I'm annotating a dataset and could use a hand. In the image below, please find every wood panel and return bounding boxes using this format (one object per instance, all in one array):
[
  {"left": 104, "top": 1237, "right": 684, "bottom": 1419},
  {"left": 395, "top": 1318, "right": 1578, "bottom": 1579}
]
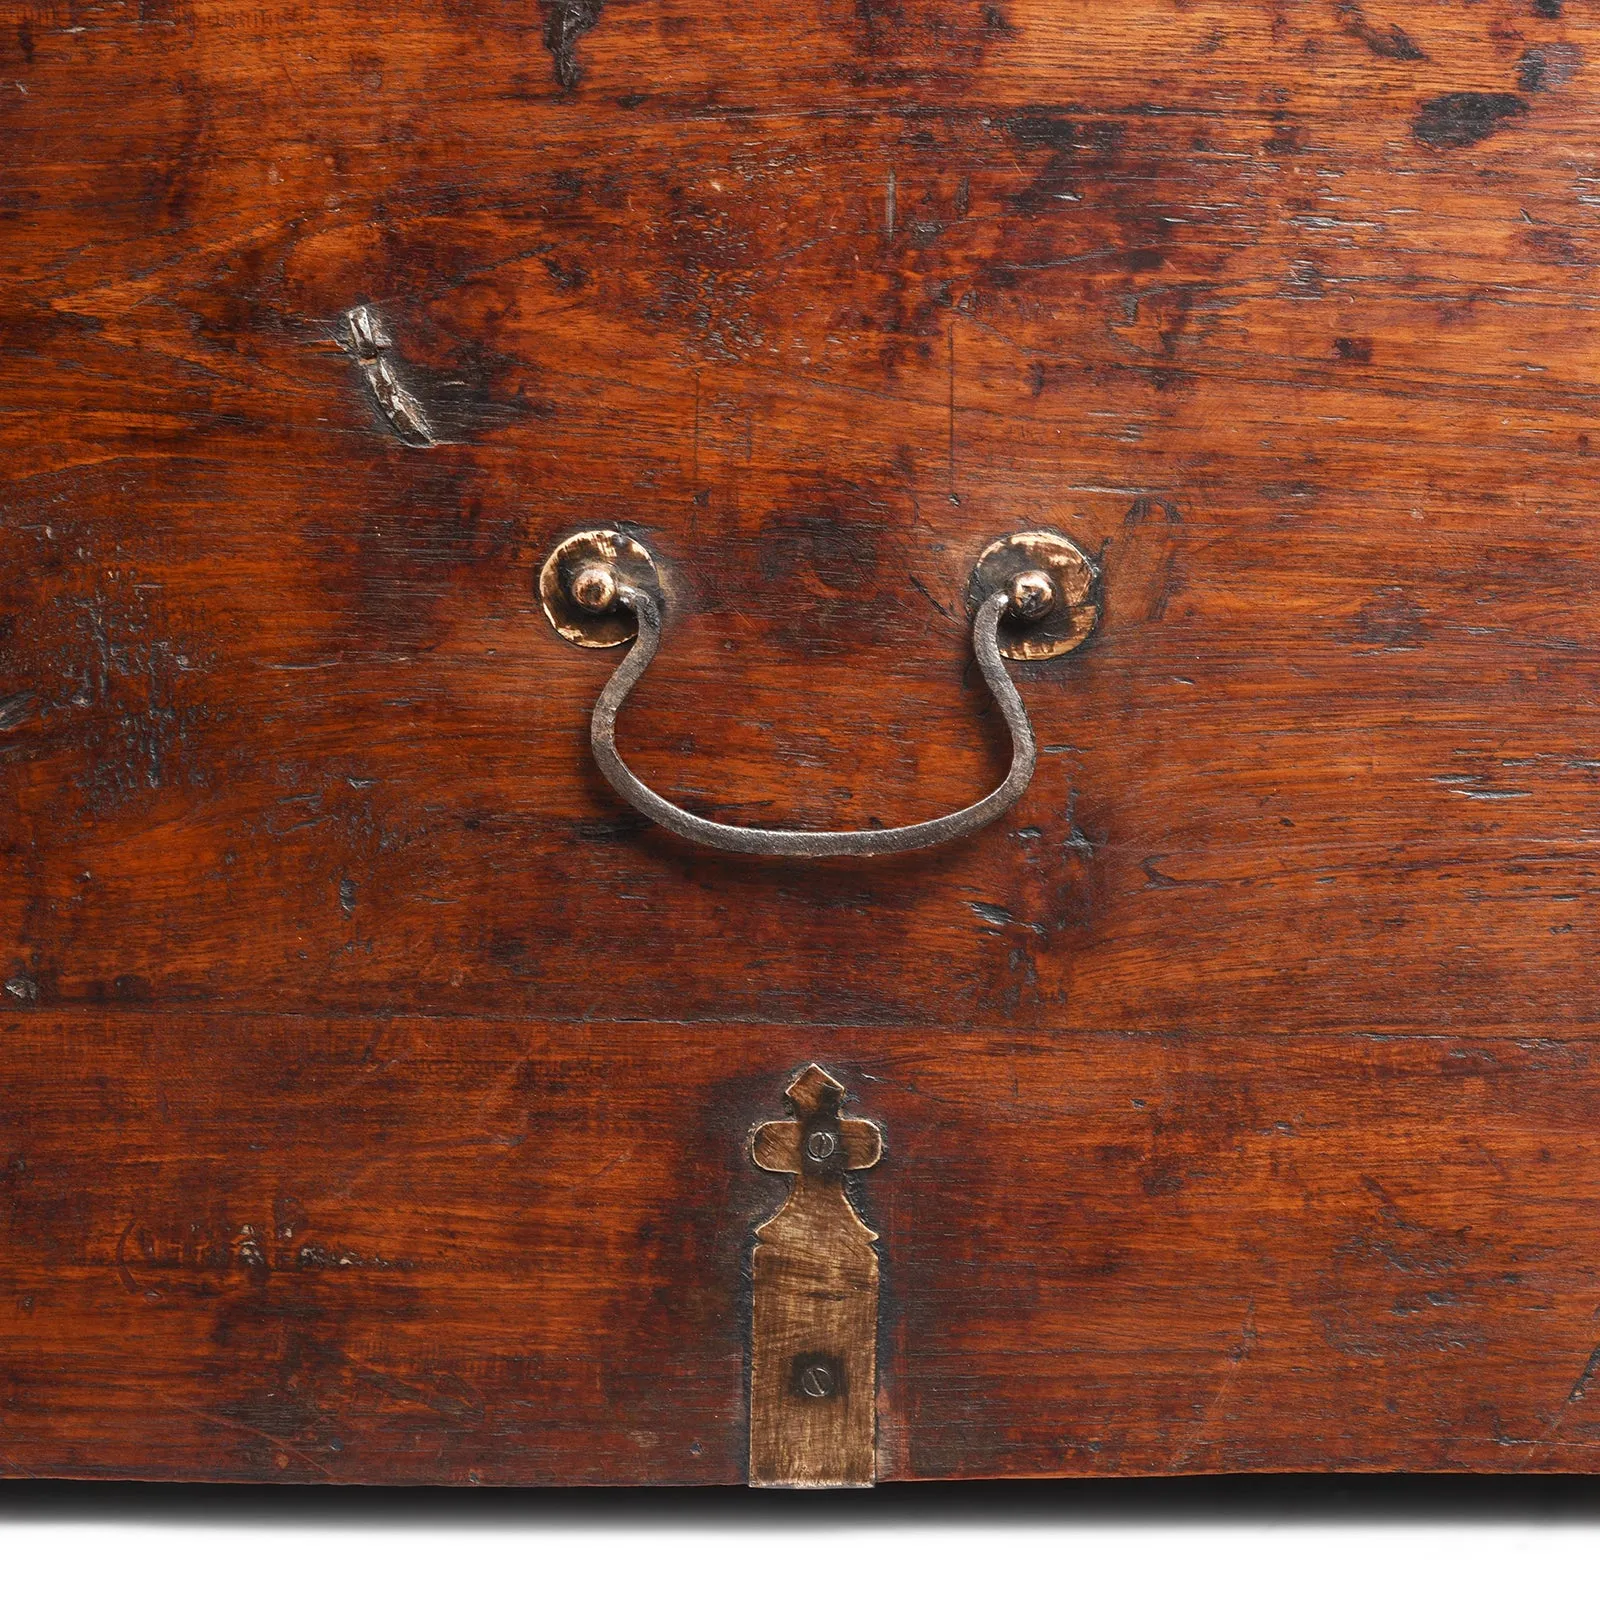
[
  {"left": 5, "top": 0, "right": 1600, "bottom": 1480},
  {"left": 3, "top": 1018, "right": 1600, "bottom": 1482}
]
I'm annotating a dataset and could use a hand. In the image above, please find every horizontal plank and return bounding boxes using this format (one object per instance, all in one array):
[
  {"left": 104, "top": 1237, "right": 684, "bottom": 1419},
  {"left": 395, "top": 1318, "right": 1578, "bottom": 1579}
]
[
  {"left": 5, "top": 452, "right": 1600, "bottom": 1027},
  {"left": 3, "top": 1015, "right": 1600, "bottom": 1481}
]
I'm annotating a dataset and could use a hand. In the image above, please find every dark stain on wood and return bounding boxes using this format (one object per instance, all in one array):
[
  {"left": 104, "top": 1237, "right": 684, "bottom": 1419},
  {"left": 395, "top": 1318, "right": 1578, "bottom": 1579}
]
[
  {"left": 1413, "top": 92, "right": 1530, "bottom": 148},
  {"left": 1335, "top": 3, "right": 1427, "bottom": 62},
  {"left": 1518, "top": 44, "right": 1584, "bottom": 93},
  {"left": 543, "top": 0, "right": 604, "bottom": 89},
  {"left": 1002, "top": 111, "right": 1127, "bottom": 221}
]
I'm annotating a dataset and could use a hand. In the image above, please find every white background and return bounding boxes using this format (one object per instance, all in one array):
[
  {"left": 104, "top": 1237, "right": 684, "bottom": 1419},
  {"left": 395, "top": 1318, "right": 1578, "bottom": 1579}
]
[{"left": 3, "top": 1484, "right": 1597, "bottom": 1600}]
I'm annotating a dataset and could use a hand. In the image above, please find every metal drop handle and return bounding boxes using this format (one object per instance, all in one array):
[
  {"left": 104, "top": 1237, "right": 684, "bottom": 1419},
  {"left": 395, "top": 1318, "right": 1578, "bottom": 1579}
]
[{"left": 538, "top": 527, "right": 1099, "bottom": 859}]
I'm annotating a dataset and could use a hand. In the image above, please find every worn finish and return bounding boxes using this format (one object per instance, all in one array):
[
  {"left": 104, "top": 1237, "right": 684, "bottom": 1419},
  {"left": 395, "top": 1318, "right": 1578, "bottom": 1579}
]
[
  {"left": 5, "top": 0, "right": 1600, "bottom": 1482},
  {"left": 748, "top": 1065, "right": 882, "bottom": 1488}
]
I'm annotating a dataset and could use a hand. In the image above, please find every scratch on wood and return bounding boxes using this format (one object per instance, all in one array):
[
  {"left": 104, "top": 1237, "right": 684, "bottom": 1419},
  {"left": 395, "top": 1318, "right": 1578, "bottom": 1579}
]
[
  {"left": 0, "top": 690, "right": 38, "bottom": 730},
  {"left": 907, "top": 573, "right": 954, "bottom": 620},
  {"left": 968, "top": 900, "right": 1047, "bottom": 935},
  {"left": 1520, "top": 1339, "right": 1600, "bottom": 1463},
  {"left": 1170, "top": 1301, "right": 1258, "bottom": 1470},
  {"left": 689, "top": 369, "right": 700, "bottom": 538},
  {"left": 340, "top": 304, "right": 435, "bottom": 447},
  {"left": 1568, "top": 1344, "right": 1600, "bottom": 1404},
  {"left": 947, "top": 322, "right": 957, "bottom": 503}
]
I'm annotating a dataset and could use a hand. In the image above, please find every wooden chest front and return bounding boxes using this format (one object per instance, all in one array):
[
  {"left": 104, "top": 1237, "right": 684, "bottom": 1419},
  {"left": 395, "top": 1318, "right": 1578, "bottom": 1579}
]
[{"left": 6, "top": 0, "right": 1600, "bottom": 1484}]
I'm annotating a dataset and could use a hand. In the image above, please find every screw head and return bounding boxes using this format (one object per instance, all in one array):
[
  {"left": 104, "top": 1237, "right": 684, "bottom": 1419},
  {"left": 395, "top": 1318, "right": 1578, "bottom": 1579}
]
[
  {"left": 799, "top": 1363, "right": 837, "bottom": 1399},
  {"left": 805, "top": 1130, "right": 838, "bottom": 1162},
  {"left": 570, "top": 562, "right": 619, "bottom": 614},
  {"left": 1006, "top": 568, "right": 1058, "bottom": 622}
]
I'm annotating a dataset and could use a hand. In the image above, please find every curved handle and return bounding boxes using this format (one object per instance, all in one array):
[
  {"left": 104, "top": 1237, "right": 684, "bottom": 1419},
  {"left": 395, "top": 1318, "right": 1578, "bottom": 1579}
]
[
  {"left": 592, "top": 583, "right": 1031, "bottom": 858},
  {"left": 538, "top": 526, "right": 1099, "bottom": 860}
]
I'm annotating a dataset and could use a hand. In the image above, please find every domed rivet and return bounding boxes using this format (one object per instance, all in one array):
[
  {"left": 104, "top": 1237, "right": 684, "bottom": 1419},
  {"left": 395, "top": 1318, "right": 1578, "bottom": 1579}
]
[
  {"left": 570, "top": 562, "right": 619, "bottom": 614},
  {"left": 1006, "top": 568, "right": 1058, "bottom": 622}
]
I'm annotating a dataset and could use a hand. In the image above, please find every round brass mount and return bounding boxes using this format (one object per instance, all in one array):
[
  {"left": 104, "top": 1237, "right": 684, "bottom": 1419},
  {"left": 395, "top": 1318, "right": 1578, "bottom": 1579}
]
[
  {"left": 538, "top": 528, "right": 661, "bottom": 649},
  {"left": 966, "top": 529, "right": 1100, "bottom": 661}
]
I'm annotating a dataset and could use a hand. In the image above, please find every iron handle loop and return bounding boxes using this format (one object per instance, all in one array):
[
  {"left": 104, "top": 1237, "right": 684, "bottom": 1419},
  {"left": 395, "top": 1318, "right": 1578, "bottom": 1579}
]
[{"left": 589, "top": 584, "right": 1034, "bottom": 859}]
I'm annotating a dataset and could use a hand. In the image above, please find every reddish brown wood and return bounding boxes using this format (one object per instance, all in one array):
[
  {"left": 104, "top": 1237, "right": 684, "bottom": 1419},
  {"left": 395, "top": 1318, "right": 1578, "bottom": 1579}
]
[
  {"left": 4, "top": 0, "right": 1600, "bottom": 1482},
  {"left": 4, "top": 1017, "right": 1600, "bottom": 1481}
]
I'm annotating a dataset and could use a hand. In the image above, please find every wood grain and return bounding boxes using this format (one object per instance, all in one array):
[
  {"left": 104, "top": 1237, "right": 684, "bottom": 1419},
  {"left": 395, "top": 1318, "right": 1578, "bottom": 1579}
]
[
  {"left": 4, "top": 1017, "right": 1600, "bottom": 1481},
  {"left": 4, "top": 0, "right": 1600, "bottom": 1481}
]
